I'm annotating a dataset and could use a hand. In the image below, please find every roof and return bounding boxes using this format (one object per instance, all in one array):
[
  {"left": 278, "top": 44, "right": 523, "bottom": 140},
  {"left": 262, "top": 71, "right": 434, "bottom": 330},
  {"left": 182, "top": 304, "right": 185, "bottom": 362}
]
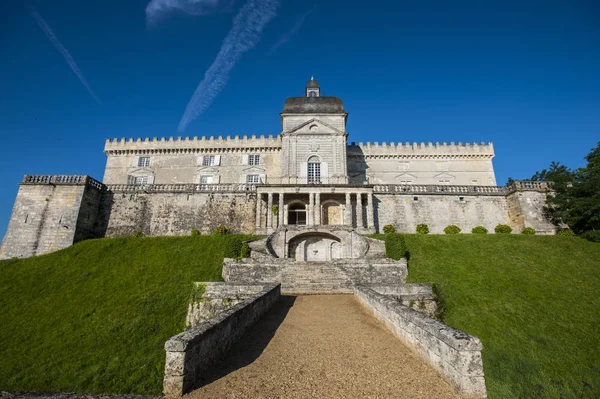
[
  {"left": 282, "top": 96, "right": 345, "bottom": 114},
  {"left": 306, "top": 78, "right": 320, "bottom": 88}
]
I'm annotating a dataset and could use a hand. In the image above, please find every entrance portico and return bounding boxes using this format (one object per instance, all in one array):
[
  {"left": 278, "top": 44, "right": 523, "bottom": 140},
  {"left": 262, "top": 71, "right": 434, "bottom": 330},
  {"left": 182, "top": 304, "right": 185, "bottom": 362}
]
[{"left": 255, "top": 185, "right": 376, "bottom": 234}]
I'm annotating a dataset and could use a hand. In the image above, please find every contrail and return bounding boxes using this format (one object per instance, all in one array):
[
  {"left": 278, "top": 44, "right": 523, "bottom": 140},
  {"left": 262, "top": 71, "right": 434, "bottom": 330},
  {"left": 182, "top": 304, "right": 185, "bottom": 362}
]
[
  {"left": 177, "top": 0, "right": 279, "bottom": 132},
  {"left": 29, "top": 7, "right": 101, "bottom": 104},
  {"left": 268, "top": 8, "right": 314, "bottom": 55},
  {"left": 145, "top": 0, "right": 233, "bottom": 27}
]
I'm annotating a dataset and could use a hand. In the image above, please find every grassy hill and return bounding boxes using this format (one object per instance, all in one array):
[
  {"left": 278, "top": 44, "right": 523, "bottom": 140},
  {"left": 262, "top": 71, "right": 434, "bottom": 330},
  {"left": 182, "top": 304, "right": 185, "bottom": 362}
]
[
  {"left": 0, "top": 235, "right": 252, "bottom": 395},
  {"left": 1, "top": 234, "right": 599, "bottom": 398},
  {"left": 401, "top": 235, "right": 600, "bottom": 399}
]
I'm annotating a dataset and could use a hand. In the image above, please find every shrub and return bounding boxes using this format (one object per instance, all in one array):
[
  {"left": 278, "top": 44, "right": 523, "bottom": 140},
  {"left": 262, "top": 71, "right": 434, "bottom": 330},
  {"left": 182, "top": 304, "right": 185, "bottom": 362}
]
[
  {"left": 444, "top": 225, "right": 461, "bottom": 234},
  {"left": 131, "top": 231, "right": 144, "bottom": 238},
  {"left": 494, "top": 224, "right": 512, "bottom": 234},
  {"left": 384, "top": 233, "right": 408, "bottom": 260},
  {"left": 212, "top": 225, "right": 229, "bottom": 235},
  {"left": 240, "top": 242, "right": 251, "bottom": 258},
  {"left": 383, "top": 224, "right": 396, "bottom": 234},
  {"left": 223, "top": 236, "right": 243, "bottom": 258},
  {"left": 472, "top": 226, "right": 488, "bottom": 234},
  {"left": 557, "top": 228, "right": 575, "bottom": 237},
  {"left": 416, "top": 224, "right": 429, "bottom": 234},
  {"left": 272, "top": 205, "right": 278, "bottom": 215},
  {"left": 190, "top": 228, "right": 200, "bottom": 236},
  {"left": 581, "top": 230, "right": 600, "bottom": 243},
  {"left": 521, "top": 227, "right": 536, "bottom": 235}
]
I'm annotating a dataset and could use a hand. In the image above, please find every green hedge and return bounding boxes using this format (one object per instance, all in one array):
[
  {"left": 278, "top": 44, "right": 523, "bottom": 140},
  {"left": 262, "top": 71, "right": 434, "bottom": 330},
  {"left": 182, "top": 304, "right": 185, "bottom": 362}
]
[{"left": 384, "top": 233, "right": 408, "bottom": 260}]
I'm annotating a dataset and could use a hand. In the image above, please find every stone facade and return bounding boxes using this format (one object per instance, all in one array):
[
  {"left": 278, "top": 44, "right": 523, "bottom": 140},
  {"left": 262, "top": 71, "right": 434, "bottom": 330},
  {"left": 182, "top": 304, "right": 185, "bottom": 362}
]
[{"left": 0, "top": 79, "right": 559, "bottom": 259}]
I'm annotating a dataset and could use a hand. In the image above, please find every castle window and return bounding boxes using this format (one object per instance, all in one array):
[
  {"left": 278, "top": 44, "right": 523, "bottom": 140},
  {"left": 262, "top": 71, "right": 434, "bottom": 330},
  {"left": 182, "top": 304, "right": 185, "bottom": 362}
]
[
  {"left": 399, "top": 180, "right": 412, "bottom": 184},
  {"left": 248, "top": 154, "right": 260, "bottom": 166},
  {"left": 438, "top": 179, "right": 451, "bottom": 185},
  {"left": 200, "top": 175, "right": 210, "bottom": 184},
  {"left": 246, "top": 175, "right": 259, "bottom": 184},
  {"left": 203, "top": 155, "right": 214, "bottom": 166},
  {"left": 307, "top": 156, "right": 321, "bottom": 184},
  {"left": 134, "top": 176, "right": 149, "bottom": 185},
  {"left": 138, "top": 157, "right": 150, "bottom": 167},
  {"left": 471, "top": 179, "right": 479, "bottom": 185}
]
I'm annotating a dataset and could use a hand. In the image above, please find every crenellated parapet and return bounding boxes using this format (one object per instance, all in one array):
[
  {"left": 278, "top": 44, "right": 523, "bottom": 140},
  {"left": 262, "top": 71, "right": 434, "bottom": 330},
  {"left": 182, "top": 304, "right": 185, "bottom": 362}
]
[
  {"left": 104, "top": 135, "right": 282, "bottom": 155},
  {"left": 347, "top": 141, "right": 495, "bottom": 159}
]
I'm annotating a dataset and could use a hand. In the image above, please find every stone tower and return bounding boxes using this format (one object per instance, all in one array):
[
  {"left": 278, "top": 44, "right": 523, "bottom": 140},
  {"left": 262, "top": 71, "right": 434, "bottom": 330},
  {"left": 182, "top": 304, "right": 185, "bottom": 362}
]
[{"left": 279, "top": 78, "right": 349, "bottom": 185}]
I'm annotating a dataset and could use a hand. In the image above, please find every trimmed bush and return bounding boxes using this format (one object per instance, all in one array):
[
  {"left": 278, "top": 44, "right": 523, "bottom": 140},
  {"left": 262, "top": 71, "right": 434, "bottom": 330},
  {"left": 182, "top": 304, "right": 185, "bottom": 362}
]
[
  {"left": 416, "top": 224, "right": 429, "bottom": 234},
  {"left": 557, "top": 228, "right": 575, "bottom": 237},
  {"left": 383, "top": 224, "right": 396, "bottom": 234},
  {"left": 472, "top": 226, "right": 488, "bottom": 234},
  {"left": 240, "top": 242, "right": 251, "bottom": 258},
  {"left": 384, "top": 233, "right": 408, "bottom": 260},
  {"left": 132, "top": 231, "right": 144, "bottom": 238},
  {"left": 190, "top": 228, "right": 200, "bottom": 236},
  {"left": 213, "top": 225, "right": 229, "bottom": 235},
  {"left": 521, "top": 227, "right": 536, "bottom": 235},
  {"left": 495, "top": 224, "right": 512, "bottom": 234},
  {"left": 444, "top": 225, "right": 461, "bottom": 234},
  {"left": 581, "top": 230, "right": 600, "bottom": 243}
]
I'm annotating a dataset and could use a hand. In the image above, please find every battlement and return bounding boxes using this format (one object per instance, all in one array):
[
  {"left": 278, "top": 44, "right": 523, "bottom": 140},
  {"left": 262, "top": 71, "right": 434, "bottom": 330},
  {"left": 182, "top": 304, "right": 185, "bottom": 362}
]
[
  {"left": 104, "top": 135, "right": 282, "bottom": 154},
  {"left": 347, "top": 141, "right": 494, "bottom": 158},
  {"left": 21, "top": 175, "right": 105, "bottom": 190}
]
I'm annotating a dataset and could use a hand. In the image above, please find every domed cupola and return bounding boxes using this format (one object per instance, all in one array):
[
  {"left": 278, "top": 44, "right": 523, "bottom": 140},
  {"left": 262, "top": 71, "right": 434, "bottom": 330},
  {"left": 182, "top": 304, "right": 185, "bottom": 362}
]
[{"left": 305, "top": 76, "right": 320, "bottom": 97}]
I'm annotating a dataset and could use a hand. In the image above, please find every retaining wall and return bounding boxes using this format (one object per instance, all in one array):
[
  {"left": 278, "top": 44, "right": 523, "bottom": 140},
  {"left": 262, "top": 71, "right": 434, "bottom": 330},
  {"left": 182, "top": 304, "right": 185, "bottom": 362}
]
[
  {"left": 355, "top": 286, "right": 487, "bottom": 398},
  {"left": 163, "top": 284, "right": 281, "bottom": 397}
]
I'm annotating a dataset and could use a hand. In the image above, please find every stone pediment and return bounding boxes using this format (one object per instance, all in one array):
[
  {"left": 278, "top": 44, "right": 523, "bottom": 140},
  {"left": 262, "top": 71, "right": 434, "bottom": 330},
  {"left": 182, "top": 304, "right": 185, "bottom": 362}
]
[
  {"left": 128, "top": 167, "right": 153, "bottom": 176},
  {"left": 197, "top": 166, "right": 219, "bottom": 174},
  {"left": 434, "top": 172, "right": 455, "bottom": 179},
  {"left": 282, "top": 118, "right": 345, "bottom": 136},
  {"left": 242, "top": 166, "right": 266, "bottom": 173},
  {"left": 395, "top": 173, "right": 417, "bottom": 181}
]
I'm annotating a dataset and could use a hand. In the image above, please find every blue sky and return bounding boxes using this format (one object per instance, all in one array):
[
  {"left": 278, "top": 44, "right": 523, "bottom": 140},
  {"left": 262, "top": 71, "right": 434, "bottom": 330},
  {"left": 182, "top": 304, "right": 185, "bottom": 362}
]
[{"left": 1, "top": 0, "right": 599, "bottom": 238}]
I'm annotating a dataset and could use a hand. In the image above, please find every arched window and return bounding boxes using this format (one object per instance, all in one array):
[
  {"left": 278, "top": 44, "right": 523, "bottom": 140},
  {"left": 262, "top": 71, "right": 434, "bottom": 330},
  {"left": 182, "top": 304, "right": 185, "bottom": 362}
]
[{"left": 307, "top": 156, "right": 321, "bottom": 184}]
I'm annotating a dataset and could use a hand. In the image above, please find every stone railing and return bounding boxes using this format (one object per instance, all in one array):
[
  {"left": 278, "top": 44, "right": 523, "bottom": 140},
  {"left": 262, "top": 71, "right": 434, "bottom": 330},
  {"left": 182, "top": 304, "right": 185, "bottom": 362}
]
[
  {"left": 373, "top": 184, "right": 506, "bottom": 195},
  {"left": 22, "top": 175, "right": 105, "bottom": 190},
  {"left": 374, "top": 181, "right": 550, "bottom": 196},
  {"left": 106, "top": 183, "right": 257, "bottom": 194}
]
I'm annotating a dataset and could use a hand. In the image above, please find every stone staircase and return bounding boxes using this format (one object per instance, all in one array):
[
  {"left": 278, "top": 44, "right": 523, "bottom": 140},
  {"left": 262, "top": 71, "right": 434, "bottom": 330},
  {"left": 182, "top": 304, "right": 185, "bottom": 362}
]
[{"left": 222, "top": 257, "right": 407, "bottom": 294}]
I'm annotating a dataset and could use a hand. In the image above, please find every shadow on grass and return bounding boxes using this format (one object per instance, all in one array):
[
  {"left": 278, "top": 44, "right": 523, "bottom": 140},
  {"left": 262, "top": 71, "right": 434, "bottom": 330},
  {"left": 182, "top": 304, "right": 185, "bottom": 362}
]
[{"left": 190, "top": 295, "right": 297, "bottom": 390}]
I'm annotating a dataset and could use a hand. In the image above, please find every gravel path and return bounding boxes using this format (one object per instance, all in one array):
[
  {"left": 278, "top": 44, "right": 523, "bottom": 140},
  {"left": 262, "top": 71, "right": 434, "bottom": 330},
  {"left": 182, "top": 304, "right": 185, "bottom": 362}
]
[{"left": 186, "top": 295, "right": 460, "bottom": 398}]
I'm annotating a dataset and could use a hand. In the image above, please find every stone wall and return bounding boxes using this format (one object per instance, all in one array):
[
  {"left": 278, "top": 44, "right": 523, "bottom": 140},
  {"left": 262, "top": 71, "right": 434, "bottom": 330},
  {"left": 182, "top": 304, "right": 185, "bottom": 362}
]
[
  {"left": 375, "top": 193, "right": 511, "bottom": 234},
  {"left": 506, "top": 190, "right": 555, "bottom": 234},
  {"left": 103, "top": 191, "right": 256, "bottom": 236},
  {"left": 185, "top": 283, "right": 273, "bottom": 327},
  {"left": 0, "top": 176, "right": 104, "bottom": 259},
  {"left": 355, "top": 286, "right": 487, "bottom": 398},
  {"left": 163, "top": 284, "right": 281, "bottom": 397}
]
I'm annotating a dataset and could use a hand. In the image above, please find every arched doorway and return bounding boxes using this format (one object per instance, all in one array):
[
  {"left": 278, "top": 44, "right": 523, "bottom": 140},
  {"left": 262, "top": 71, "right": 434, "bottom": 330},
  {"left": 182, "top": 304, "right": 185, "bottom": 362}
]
[
  {"left": 322, "top": 201, "right": 342, "bottom": 225},
  {"left": 288, "top": 203, "right": 307, "bottom": 225}
]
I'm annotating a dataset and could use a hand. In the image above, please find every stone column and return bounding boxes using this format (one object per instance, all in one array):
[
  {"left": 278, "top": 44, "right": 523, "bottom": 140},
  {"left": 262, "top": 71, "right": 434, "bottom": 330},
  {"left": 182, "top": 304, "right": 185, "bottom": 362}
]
[
  {"left": 315, "top": 192, "right": 321, "bottom": 225},
  {"left": 366, "top": 192, "right": 375, "bottom": 230},
  {"left": 345, "top": 192, "right": 352, "bottom": 226},
  {"left": 278, "top": 193, "right": 284, "bottom": 227},
  {"left": 308, "top": 192, "right": 314, "bottom": 226},
  {"left": 267, "top": 192, "right": 273, "bottom": 232},
  {"left": 356, "top": 193, "right": 363, "bottom": 229},
  {"left": 255, "top": 193, "right": 262, "bottom": 230}
]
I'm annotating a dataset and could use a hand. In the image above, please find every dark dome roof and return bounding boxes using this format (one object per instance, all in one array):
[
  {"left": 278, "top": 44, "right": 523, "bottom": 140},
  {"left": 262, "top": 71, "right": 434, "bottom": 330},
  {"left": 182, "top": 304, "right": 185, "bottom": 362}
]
[
  {"left": 283, "top": 96, "right": 345, "bottom": 114},
  {"left": 306, "top": 78, "right": 320, "bottom": 88}
]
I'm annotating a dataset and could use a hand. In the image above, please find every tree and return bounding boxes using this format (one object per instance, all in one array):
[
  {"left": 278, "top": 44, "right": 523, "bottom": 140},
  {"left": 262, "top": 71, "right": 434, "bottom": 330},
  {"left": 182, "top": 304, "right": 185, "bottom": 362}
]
[{"left": 544, "top": 142, "right": 600, "bottom": 234}]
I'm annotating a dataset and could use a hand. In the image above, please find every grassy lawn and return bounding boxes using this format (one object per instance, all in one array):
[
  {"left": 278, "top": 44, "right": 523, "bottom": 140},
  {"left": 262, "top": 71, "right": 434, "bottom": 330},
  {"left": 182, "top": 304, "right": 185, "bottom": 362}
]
[
  {"left": 0, "top": 235, "right": 252, "bottom": 395},
  {"left": 398, "top": 234, "right": 600, "bottom": 399}
]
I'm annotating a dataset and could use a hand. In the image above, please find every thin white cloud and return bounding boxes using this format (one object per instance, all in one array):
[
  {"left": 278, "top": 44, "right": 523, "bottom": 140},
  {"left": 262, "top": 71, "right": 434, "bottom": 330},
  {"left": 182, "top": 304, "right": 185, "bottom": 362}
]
[
  {"left": 29, "top": 7, "right": 101, "bottom": 105},
  {"left": 268, "top": 8, "right": 314, "bottom": 55},
  {"left": 177, "top": 0, "right": 279, "bottom": 132},
  {"left": 145, "top": 0, "right": 233, "bottom": 27}
]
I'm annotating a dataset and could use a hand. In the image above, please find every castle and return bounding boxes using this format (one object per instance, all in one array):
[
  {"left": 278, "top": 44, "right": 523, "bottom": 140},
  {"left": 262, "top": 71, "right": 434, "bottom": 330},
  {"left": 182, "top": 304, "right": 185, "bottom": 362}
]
[{"left": 0, "top": 78, "right": 554, "bottom": 259}]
